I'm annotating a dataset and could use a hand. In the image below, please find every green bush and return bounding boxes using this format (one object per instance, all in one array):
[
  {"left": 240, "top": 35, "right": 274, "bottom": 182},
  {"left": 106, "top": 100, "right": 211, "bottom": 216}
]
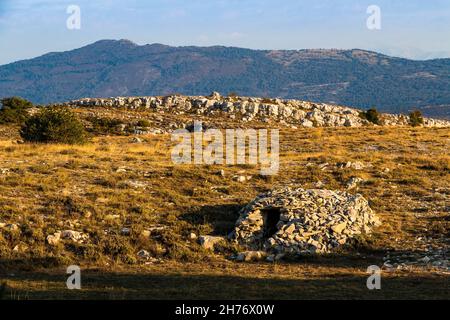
[
  {"left": 136, "top": 119, "right": 151, "bottom": 128},
  {"left": 0, "top": 97, "right": 33, "bottom": 124},
  {"left": 359, "top": 108, "right": 382, "bottom": 125},
  {"left": 20, "top": 107, "right": 87, "bottom": 144},
  {"left": 409, "top": 110, "right": 424, "bottom": 127},
  {"left": 87, "top": 116, "right": 125, "bottom": 134}
]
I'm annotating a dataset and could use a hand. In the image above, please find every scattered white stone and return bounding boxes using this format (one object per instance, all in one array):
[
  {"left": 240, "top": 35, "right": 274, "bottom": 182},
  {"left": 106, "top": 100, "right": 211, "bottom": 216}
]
[
  {"left": 318, "top": 163, "right": 329, "bottom": 170},
  {"left": 236, "top": 251, "right": 267, "bottom": 262},
  {"left": 337, "top": 161, "right": 366, "bottom": 170},
  {"left": 130, "top": 137, "right": 143, "bottom": 143},
  {"left": 346, "top": 177, "right": 364, "bottom": 189},
  {"left": 61, "top": 230, "right": 89, "bottom": 243},
  {"left": 382, "top": 262, "right": 394, "bottom": 271},
  {"left": 189, "top": 232, "right": 197, "bottom": 240},
  {"left": 137, "top": 250, "right": 151, "bottom": 260},
  {"left": 141, "top": 230, "right": 151, "bottom": 238},
  {"left": 124, "top": 180, "right": 148, "bottom": 189},
  {"left": 2, "top": 223, "right": 19, "bottom": 232},
  {"left": 314, "top": 181, "right": 325, "bottom": 188},
  {"left": 121, "top": 227, "right": 131, "bottom": 236},
  {"left": 46, "top": 232, "right": 61, "bottom": 246},
  {"left": 84, "top": 211, "right": 92, "bottom": 219},
  {"left": 331, "top": 222, "right": 347, "bottom": 234},
  {"left": 234, "top": 175, "right": 252, "bottom": 183},
  {"left": 198, "top": 235, "right": 224, "bottom": 251}
]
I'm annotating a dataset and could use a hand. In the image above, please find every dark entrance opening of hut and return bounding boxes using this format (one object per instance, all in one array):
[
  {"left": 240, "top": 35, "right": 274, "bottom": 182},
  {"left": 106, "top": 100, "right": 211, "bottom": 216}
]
[{"left": 262, "top": 208, "right": 281, "bottom": 239}]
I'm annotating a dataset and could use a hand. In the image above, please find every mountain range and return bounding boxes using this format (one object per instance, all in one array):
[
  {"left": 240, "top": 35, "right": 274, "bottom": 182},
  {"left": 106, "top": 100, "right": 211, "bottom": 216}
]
[{"left": 0, "top": 39, "right": 449, "bottom": 118}]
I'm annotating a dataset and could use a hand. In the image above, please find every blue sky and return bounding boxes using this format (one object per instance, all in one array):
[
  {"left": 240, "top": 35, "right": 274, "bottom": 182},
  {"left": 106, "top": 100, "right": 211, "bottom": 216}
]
[{"left": 0, "top": 0, "right": 449, "bottom": 65}]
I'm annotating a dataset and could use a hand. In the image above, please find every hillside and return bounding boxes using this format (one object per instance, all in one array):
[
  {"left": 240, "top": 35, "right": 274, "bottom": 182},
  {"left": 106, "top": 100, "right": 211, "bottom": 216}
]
[
  {"left": 0, "top": 40, "right": 449, "bottom": 118},
  {"left": 0, "top": 116, "right": 449, "bottom": 298},
  {"left": 0, "top": 95, "right": 449, "bottom": 299}
]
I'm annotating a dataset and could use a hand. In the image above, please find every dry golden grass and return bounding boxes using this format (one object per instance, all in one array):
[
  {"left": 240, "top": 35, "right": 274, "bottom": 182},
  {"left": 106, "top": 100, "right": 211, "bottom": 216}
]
[{"left": 0, "top": 121, "right": 449, "bottom": 299}]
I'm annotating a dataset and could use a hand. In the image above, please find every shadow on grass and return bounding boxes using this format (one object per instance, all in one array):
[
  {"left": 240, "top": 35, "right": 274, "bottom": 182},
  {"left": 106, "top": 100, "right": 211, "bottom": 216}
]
[
  {"left": 181, "top": 204, "right": 243, "bottom": 236},
  {"left": 1, "top": 269, "right": 449, "bottom": 300}
]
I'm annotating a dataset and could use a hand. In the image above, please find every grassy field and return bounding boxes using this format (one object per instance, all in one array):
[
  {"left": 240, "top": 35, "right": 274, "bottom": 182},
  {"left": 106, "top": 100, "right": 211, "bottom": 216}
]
[{"left": 0, "top": 117, "right": 449, "bottom": 299}]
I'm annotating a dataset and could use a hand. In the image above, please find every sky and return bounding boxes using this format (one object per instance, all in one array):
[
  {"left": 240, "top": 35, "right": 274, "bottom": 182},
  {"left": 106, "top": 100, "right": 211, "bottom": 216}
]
[{"left": 0, "top": 0, "right": 449, "bottom": 65}]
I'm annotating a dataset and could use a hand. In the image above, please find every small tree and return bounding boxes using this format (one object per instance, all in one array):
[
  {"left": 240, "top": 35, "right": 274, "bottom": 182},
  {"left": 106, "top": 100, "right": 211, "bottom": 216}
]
[
  {"left": 360, "top": 107, "right": 382, "bottom": 125},
  {"left": 409, "top": 110, "right": 424, "bottom": 127},
  {"left": 0, "top": 97, "right": 33, "bottom": 124},
  {"left": 20, "top": 107, "right": 87, "bottom": 144}
]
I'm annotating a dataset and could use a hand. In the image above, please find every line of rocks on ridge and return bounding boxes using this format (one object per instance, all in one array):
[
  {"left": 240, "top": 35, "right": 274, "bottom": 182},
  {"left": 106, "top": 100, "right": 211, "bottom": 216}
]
[{"left": 65, "top": 92, "right": 450, "bottom": 128}]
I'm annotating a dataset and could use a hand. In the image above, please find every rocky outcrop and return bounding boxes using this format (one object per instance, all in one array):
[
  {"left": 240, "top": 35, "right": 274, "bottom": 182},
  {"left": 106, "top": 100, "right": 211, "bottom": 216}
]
[
  {"left": 232, "top": 187, "right": 381, "bottom": 256},
  {"left": 66, "top": 93, "right": 450, "bottom": 128}
]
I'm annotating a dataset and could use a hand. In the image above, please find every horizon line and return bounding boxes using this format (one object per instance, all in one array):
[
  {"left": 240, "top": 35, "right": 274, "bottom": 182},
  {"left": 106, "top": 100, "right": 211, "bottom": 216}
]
[{"left": 2, "top": 39, "right": 450, "bottom": 66}]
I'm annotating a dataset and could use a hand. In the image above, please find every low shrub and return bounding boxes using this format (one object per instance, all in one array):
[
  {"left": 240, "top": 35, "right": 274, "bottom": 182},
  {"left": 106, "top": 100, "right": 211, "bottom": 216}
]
[
  {"left": 0, "top": 97, "right": 33, "bottom": 124},
  {"left": 136, "top": 119, "right": 151, "bottom": 128},
  {"left": 409, "top": 110, "right": 424, "bottom": 127},
  {"left": 359, "top": 108, "right": 382, "bottom": 125},
  {"left": 20, "top": 107, "right": 87, "bottom": 144},
  {"left": 87, "top": 116, "right": 125, "bottom": 134}
]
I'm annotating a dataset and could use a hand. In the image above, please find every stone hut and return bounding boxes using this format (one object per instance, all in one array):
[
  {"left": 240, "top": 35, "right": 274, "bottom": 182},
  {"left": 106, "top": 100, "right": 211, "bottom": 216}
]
[{"left": 233, "top": 187, "right": 380, "bottom": 255}]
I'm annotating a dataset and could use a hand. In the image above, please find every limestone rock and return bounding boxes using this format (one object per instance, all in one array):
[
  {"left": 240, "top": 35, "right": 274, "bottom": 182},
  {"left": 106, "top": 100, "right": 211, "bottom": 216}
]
[
  {"left": 189, "top": 232, "right": 197, "bottom": 240},
  {"left": 137, "top": 249, "right": 151, "bottom": 260},
  {"left": 46, "top": 232, "right": 61, "bottom": 246},
  {"left": 209, "top": 91, "right": 222, "bottom": 100},
  {"left": 141, "top": 230, "right": 151, "bottom": 238},
  {"left": 61, "top": 230, "right": 89, "bottom": 243},
  {"left": 130, "top": 137, "right": 143, "bottom": 143},
  {"left": 338, "top": 161, "right": 366, "bottom": 170},
  {"left": 331, "top": 222, "right": 347, "bottom": 234},
  {"left": 2, "top": 223, "right": 19, "bottom": 232},
  {"left": 121, "top": 227, "right": 131, "bottom": 236},
  {"left": 346, "top": 177, "right": 364, "bottom": 189},
  {"left": 236, "top": 251, "right": 267, "bottom": 262},
  {"left": 198, "top": 235, "right": 224, "bottom": 251},
  {"left": 234, "top": 175, "right": 252, "bottom": 183}
]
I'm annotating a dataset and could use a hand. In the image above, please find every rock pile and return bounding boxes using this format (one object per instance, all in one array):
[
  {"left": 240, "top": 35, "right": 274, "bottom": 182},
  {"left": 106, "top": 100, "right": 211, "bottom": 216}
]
[
  {"left": 232, "top": 187, "right": 381, "bottom": 255},
  {"left": 46, "top": 230, "right": 89, "bottom": 246},
  {"left": 66, "top": 93, "right": 450, "bottom": 128}
]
